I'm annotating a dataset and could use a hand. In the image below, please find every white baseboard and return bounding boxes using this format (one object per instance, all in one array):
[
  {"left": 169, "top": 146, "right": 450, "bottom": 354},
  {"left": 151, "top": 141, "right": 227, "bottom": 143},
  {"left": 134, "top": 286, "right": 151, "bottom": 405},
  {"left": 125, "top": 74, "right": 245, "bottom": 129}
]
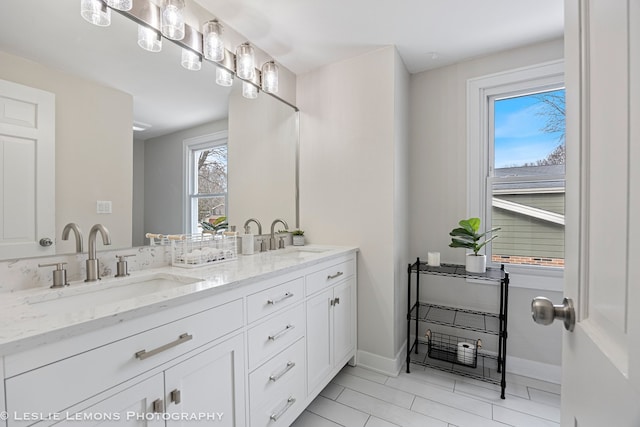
[
  {"left": 506, "top": 355, "right": 562, "bottom": 384},
  {"left": 356, "top": 342, "right": 561, "bottom": 385},
  {"left": 356, "top": 340, "right": 407, "bottom": 377}
]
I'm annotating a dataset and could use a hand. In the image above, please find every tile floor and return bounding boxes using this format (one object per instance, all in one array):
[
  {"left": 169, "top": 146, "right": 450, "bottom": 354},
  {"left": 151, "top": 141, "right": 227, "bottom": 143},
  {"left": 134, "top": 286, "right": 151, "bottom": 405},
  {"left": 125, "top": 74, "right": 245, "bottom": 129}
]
[{"left": 292, "top": 364, "right": 561, "bottom": 427}]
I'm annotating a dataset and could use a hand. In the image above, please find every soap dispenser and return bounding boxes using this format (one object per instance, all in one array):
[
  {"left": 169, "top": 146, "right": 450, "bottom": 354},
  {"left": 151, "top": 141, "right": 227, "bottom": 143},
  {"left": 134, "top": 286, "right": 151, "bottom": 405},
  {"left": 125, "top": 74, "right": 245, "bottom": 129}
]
[{"left": 242, "top": 227, "right": 255, "bottom": 255}]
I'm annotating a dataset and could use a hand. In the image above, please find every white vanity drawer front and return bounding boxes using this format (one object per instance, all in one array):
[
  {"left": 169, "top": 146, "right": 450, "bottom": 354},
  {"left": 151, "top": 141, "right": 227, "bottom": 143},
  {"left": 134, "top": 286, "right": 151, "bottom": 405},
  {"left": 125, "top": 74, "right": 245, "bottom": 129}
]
[
  {"left": 250, "top": 360, "right": 306, "bottom": 427},
  {"left": 247, "top": 303, "right": 304, "bottom": 370},
  {"left": 247, "top": 277, "right": 304, "bottom": 323},
  {"left": 249, "top": 337, "right": 305, "bottom": 409},
  {"left": 306, "top": 258, "right": 355, "bottom": 296},
  {"left": 5, "top": 298, "right": 242, "bottom": 424}
]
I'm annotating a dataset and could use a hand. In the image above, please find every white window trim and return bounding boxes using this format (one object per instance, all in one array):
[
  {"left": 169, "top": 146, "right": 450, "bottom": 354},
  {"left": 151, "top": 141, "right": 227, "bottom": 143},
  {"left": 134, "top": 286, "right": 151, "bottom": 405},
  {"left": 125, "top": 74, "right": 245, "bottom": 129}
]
[
  {"left": 466, "top": 60, "right": 565, "bottom": 291},
  {"left": 183, "top": 131, "right": 228, "bottom": 234}
]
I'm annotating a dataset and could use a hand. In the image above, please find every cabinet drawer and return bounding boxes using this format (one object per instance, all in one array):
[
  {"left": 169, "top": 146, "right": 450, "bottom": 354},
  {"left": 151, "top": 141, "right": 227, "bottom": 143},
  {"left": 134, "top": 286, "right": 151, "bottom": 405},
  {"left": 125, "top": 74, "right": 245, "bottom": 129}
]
[
  {"left": 249, "top": 338, "right": 305, "bottom": 409},
  {"left": 306, "top": 259, "right": 355, "bottom": 296},
  {"left": 247, "top": 277, "right": 304, "bottom": 324},
  {"left": 250, "top": 361, "right": 305, "bottom": 427},
  {"left": 5, "top": 298, "right": 243, "bottom": 424},
  {"left": 247, "top": 303, "right": 304, "bottom": 370}
]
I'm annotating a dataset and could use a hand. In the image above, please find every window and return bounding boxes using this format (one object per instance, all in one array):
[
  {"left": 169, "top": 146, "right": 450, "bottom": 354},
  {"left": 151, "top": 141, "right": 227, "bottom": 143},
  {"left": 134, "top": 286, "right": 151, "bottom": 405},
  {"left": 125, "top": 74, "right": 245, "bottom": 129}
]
[
  {"left": 468, "top": 61, "right": 565, "bottom": 273},
  {"left": 184, "top": 132, "right": 228, "bottom": 234},
  {"left": 490, "top": 89, "right": 565, "bottom": 267}
]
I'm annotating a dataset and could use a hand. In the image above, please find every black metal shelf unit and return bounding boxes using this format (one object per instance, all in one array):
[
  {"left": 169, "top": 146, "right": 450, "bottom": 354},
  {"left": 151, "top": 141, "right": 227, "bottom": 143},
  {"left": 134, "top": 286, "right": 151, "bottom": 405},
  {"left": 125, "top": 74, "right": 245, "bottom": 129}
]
[{"left": 406, "top": 258, "right": 510, "bottom": 399}]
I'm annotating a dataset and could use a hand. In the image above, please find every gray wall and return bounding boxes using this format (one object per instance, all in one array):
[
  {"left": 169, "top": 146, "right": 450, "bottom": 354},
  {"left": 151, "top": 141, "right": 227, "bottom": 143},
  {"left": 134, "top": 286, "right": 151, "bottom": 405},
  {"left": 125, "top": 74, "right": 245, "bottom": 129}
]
[
  {"left": 408, "top": 38, "right": 565, "bottom": 379},
  {"left": 143, "top": 119, "right": 228, "bottom": 238}
]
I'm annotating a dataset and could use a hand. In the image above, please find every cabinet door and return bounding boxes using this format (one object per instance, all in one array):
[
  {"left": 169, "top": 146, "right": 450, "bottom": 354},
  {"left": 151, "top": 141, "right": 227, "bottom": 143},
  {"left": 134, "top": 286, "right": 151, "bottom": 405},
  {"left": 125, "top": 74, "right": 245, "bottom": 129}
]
[
  {"left": 52, "top": 375, "right": 164, "bottom": 427},
  {"left": 306, "top": 288, "right": 333, "bottom": 395},
  {"left": 164, "top": 334, "right": 245, "bottom": 427},
  {"left": 333, "top": 277, "right": 356, "bottom": 366}
]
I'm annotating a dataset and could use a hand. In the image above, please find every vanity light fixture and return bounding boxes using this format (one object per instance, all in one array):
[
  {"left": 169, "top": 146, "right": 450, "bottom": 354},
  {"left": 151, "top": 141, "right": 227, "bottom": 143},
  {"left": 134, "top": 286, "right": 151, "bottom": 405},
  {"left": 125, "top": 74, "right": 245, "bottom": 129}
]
[
  {"left": 104, "top": 0, "right": 132, "bottom": 11},
  {"left": 203, "top": 20, "right": 225, "bottom": 62},
  {"left": 161, "top": 0, "right": 185, "bottom": 40},
  {"left": 216, "top": 67, "right": 234, "bottom": 87},
  {"left": 181, "top": 48, "right": 202, "bottom": 71},
  {"left": 137, "top": 25, "right": 162, "bottom": 52},
  {"left": 261, "top": 61, "right": 279, "bottom": 93},
  {"left": 80, "top": 0, "right": 111, "bottom": 26},
  {"left": 236, "top": 42, "right": 256, "bottom": 80},
  {"left": 242, "top": 81, "right": 258, "bottom": 99}
]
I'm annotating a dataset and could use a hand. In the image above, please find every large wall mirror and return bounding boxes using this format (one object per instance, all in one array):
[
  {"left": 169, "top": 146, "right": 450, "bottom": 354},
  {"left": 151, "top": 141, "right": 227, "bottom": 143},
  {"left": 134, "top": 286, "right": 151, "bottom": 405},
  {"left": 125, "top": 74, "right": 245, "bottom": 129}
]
[{"left": 0, "top": 0, "right": 298, "bottom": 260}]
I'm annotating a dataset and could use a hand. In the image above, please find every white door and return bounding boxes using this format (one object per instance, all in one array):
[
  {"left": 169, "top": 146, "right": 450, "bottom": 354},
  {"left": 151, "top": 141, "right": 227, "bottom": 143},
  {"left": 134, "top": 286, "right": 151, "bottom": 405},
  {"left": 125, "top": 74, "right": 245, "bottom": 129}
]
[
  {"left": 53, "top": 374, "right": 164, "bottom": 427},
  {"left": 164, "top": 334, "right": 246, "bottom": 427},
  {"left": 333, "top": 277, "right": 356, "bottom": 366},
  {"left": 306, "top": 288, "right": 333, "bottom": 394},
  {"left": 557, "top": 1, "right": 640, "bottom": 425},
  {"left": 0, "top": 79, "right": 55, "bottom": 259}
]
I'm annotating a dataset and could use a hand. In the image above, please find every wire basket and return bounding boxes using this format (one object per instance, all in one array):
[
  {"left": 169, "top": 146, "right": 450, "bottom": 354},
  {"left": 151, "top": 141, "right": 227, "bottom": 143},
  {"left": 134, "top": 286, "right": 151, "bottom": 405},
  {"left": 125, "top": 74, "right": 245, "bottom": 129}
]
[
  {"left": 424, "top": 329, "right": 482, "bottom": 368},
  {"left": 171, "top": 233, "right": 237, "bottom": 268}
]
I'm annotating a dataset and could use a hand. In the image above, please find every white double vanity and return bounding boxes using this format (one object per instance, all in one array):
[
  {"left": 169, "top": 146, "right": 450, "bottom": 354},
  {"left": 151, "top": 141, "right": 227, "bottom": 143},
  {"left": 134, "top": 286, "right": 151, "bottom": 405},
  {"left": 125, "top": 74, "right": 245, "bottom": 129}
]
[{"left": 0, "top": 246, "right": 357, "bottom": 426}]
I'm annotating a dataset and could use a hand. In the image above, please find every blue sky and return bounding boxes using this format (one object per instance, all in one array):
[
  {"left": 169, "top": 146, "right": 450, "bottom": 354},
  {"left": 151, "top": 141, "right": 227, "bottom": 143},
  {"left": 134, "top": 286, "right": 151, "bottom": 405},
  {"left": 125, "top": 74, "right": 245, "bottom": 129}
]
[{"left": 494, "top": 89, "right": 565, "bottom": 168}]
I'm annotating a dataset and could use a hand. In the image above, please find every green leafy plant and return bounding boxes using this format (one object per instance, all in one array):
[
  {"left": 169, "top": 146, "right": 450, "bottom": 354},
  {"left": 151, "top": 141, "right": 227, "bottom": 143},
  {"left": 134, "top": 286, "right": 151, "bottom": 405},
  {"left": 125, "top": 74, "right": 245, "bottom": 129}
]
[
  {"left": 292, "top": 229, "right": 304, "bottom": 236},
  {"left": 200, "top": 216, "right": 228, "bottom": 233},
  {"left": 449, "top": 217, "right": 500, "bottom": 256}
]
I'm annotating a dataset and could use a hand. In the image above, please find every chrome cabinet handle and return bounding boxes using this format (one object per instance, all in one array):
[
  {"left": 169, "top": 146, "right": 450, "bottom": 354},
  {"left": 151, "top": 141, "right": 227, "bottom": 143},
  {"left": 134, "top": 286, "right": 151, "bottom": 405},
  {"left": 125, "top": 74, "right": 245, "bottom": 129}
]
[
  {"left": 170, "top": 389, "right": 181, "bottom": 404},
  {"left": 268, "top": 324, "right": 295, "bottom": 341},
  {"left": 270, "top": 396, "right": 296, "bottom": 421},
  {"left": 269, "top": 361, "right": 296, "bottom": 382},
  {"left": 135, "top": 333, "right": 193, "bottom": 360},
  {"left": 267, "top": 292, "right": 294, "bottom": 305},
  {"left": 330, "top": 297, "right": 341, "bottom": 306},
  {"left": 152, "top": 398, "right": 164, "bottom": 413},
  {"left": 327, "top": 271, "right": 344, "bottom": 280}
]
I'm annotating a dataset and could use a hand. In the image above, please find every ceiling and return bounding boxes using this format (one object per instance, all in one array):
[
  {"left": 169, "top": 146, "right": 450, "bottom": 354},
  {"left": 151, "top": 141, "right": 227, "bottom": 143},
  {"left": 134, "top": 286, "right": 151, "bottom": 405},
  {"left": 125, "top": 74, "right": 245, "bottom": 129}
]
[{"left": 194, "top": 0, "right": 565, "bottom": 75}]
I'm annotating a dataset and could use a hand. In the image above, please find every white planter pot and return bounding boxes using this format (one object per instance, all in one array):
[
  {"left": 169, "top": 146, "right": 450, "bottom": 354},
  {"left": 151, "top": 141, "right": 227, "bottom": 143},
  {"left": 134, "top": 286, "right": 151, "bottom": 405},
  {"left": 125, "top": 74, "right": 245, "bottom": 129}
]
[
  {"left": 465, "top": 254, "right": 486, "bottom": 273},
  {"left": 292, "top": 235, "right": 305, "bottom": 246}
]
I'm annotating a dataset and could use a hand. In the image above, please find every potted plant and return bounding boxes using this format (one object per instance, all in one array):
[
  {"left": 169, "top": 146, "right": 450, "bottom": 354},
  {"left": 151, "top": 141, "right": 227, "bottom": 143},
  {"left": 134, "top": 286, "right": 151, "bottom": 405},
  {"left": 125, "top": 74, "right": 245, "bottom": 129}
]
[
  {"left": 292, "top": 229, "right": 305, "bottom": 246},
  {"left": 449, "top": 217, "right": 500, "bottom": 273}
]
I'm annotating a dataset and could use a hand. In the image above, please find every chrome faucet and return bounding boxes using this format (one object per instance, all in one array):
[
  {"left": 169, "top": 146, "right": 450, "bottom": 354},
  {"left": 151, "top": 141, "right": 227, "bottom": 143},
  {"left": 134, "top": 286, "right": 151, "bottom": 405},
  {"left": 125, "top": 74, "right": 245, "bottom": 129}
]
[
  {"left": 61, "top": 222, "right": 83, "bottom": 253},
  {"left": 243, "top": 218, "right": 262, "bottom": 235},
  {"left": 86, "top": 224, "right": 112, "bottom": 282},
  {"left": 269, "top": 219, "right": 289, "bottom": 250}
]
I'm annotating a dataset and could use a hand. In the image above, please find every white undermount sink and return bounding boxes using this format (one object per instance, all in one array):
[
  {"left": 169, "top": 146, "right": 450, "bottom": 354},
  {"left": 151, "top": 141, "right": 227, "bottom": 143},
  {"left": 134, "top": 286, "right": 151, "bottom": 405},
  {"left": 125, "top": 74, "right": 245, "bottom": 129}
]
[
  {"left": 268, "top": 246, "right": 332, "bottom": 258},
  {"left": 26, "top": 273, "right": 203, "bottom": 314}
]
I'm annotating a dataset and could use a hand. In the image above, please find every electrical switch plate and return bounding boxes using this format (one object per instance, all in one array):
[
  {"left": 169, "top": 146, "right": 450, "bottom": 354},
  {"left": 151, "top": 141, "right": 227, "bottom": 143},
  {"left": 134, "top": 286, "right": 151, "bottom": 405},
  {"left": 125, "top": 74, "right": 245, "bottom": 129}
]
[{"left": 97, "top": 200, "right": 112, "bottom": 214}]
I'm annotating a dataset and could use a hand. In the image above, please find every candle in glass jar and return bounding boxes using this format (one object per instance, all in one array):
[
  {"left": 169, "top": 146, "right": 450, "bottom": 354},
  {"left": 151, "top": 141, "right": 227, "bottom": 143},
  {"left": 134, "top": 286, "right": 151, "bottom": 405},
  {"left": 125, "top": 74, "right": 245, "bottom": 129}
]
[{"left": 427, "top": 252, "right": 440, "bottom": 267}]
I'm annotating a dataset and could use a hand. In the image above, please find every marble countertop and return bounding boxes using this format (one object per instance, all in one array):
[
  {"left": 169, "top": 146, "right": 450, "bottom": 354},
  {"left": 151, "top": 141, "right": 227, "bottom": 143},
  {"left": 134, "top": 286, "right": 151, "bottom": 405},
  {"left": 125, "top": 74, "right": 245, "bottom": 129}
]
[{"left": 0, "top": 245, "right": 357, "bottom": 356}]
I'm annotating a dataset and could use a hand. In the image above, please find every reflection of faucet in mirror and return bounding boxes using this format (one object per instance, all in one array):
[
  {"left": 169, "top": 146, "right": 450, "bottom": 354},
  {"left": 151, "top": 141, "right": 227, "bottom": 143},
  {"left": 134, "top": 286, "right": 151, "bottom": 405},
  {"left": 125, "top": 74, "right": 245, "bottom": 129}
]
[
  {"left": 270, "top": 219, "right": 289, "bottom": 250},
  {"left": 61, "top": 223, "right": 83, "bottom": 253},
  {"left": 243, "top": 218, "right": 262, "bottom": 235},
  {"left": 86, "top": 224, "right": 112, "bottom": 282}
]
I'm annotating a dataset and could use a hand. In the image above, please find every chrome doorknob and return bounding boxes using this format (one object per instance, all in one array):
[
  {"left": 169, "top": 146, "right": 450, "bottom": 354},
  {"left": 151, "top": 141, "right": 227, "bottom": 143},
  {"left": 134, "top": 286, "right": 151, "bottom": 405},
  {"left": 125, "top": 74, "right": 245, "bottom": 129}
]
[{"left": 531, "top": 297, "right": 576, "bottom": 332}]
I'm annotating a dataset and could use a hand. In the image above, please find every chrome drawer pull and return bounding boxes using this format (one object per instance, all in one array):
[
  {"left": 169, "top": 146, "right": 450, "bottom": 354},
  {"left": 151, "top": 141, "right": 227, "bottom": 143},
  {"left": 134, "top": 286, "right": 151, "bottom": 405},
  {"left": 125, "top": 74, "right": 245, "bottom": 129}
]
[
  {"left": 270, "top": 396, "right": 296, "bottom": 421},
  {"left": 327, "top": 271, "right": 344, "bottom": 280},
  {"left": 153, "top": 398, "right": 164, "bottom": 413},
  {"left": 269, "top": 361, "right": 296, "bottom": 382},
  {"left": 170, "top": 389, "right": 181, "bottom": 404},
  {"left": 267, "top": 292, "right": 294, "bottom": 305},
  {"left": 135, "top": 333, "right": 193, "bottom": 360},
  {"left": 268, "top": 324, "right": 295, "bottom": 341}
]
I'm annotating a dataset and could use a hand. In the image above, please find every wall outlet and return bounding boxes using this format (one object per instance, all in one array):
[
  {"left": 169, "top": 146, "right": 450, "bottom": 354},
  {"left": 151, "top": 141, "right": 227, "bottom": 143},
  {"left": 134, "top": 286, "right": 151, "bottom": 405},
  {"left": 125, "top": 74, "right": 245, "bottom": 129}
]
[{"left": 97, "top": 200, "right": 112, "bottom": 214}]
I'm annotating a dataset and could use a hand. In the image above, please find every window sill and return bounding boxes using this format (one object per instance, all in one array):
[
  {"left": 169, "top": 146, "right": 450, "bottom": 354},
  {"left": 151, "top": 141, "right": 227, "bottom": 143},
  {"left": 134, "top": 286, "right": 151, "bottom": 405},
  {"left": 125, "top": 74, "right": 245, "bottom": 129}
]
[{"left": 467, "top": 263, "right": 563, "bottom": 292}]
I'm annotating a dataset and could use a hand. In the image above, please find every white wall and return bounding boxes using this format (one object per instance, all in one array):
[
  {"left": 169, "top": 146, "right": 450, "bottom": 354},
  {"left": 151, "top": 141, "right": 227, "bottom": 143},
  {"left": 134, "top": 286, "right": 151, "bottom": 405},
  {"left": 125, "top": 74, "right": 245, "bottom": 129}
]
[
  {"left": 408, "top": 38, "right": 565, "bottom": 378},
  {"left": 0, "top": 51, "right": 133, "bottom": 253},
  {"left": 143, "top": 119, "right": 228, "bottom": 237},
  {"left": 132, "top": 139, "right": 145, "bottom": 247},
  {"left": 298, "top": 46, "right": 410, "bottom": 373},
  {"left": 228, "top": 85, "right": 297, "bottom": 230}
]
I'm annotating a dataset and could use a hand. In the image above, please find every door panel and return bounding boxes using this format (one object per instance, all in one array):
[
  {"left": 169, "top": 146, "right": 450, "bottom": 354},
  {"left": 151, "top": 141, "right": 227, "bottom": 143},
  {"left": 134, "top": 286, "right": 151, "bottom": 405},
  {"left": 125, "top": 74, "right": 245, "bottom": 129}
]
[
  {"left": 0, "top": 79, "right": 55, "bottom": 259},
  {"left": 306, "top": 289, "right": 332, "bottom": 394},
  {"left": 562, "top": 0, "right": 640, "bottom": 424},
  {"left": 164, "top": 334, "right": 245, "bottom": 427},
  {"left": 333, "top": 278, "right": 355, "bottom": 365}
]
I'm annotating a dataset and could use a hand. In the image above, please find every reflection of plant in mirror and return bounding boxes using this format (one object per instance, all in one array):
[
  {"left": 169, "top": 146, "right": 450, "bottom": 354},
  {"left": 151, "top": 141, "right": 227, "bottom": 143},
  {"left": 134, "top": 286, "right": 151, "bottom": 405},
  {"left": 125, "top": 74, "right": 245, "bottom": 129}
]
[
  {"left": 292, "top": 229, "right": 304, "bottom": 236},
  {"left": 200, "top": 216, "right": 228, "bottom": 233}
]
